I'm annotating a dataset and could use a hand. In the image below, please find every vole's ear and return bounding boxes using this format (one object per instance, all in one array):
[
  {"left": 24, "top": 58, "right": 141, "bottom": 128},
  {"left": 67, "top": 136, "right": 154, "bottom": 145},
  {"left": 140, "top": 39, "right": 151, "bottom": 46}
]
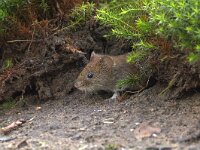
[
  {"left": 90, "top": 51, "right": 96, "bottom": 60},
  {"left": 99, "top": 56, "right": 113, "bottom": 68}
]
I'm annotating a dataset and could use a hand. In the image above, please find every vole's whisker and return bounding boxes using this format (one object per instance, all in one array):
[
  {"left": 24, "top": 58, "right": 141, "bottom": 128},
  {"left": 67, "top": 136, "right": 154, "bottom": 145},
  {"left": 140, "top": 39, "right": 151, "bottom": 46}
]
[
  {"left": 84, "top": 89, "right": 87, "bottom": 98},
  {"left": 91, "top": 87, "right": 94, "bottom": 92}
]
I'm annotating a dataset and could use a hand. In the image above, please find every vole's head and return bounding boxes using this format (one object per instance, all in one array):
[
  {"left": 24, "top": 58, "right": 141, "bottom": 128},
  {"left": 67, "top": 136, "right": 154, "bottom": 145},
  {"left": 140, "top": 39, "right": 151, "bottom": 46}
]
[{"left": 74, "top": 52, "right": 113, "bottom": 92}]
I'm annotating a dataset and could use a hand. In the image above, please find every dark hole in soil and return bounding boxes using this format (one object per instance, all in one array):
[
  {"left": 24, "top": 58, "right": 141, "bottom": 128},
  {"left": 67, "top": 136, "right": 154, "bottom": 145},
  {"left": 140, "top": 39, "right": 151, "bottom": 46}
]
[
  {"left": 177, "top": 87, "right": 200, "bottom": 99},
  {"left": 12, "top": 91, "right": 23, "bottom": 99},
  {"left": 76, "top": 57, "right": 87, "bottom": 68},
  {"left": 12, "top": 79, "right": 38, "bottom": 99},
  {"left": 24, "top": 83, "right": 37, "bottom": 96},
  {"left": 165, "top": 85, "right": 200, "bottom": 100},
  {"left": 11, "top": 76, "right": 18, "bottom": 82},
  {"left": 55, "top": 45, "right": 62, "bottom": 52},
  {"left": 97, "top": 90, "right": 113, "bottom": 99},
  {"left": 146, "top": 76, "right": 157, "bottom": 89},
  {"left": 194, "top": 86, "right": 200, "bottom": 93}
]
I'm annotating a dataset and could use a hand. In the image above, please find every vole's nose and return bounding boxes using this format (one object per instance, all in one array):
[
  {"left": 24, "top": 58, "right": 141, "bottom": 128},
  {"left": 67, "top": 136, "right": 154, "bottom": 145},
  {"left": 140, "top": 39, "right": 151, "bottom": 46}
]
[{"left": 74, "top": 81, "right": 82, "bottom": 89}]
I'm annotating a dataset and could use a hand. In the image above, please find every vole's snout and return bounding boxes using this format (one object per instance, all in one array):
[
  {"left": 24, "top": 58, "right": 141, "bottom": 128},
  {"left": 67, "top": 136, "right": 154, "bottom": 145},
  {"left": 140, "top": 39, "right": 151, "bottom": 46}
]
[{"left": 74, "top": 81, "right": 82, "bottom": 89}]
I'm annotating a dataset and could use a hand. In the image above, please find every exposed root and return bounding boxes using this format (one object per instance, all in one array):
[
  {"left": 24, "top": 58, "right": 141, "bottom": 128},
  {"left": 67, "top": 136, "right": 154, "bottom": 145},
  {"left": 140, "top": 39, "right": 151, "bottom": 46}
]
[{"left": 159, "top": 72, "right": 180, "bottom": 95}]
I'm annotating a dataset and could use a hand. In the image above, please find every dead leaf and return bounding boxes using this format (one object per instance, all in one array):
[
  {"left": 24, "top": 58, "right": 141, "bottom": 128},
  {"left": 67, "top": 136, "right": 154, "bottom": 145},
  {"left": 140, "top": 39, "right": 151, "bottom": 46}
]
[{"left": 134, "top": 122, "right": 161, "bottom": 140}]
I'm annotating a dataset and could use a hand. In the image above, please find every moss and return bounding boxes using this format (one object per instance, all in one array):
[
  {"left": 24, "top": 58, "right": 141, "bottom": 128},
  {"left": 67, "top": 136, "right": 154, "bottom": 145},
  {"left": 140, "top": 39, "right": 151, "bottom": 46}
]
[
  {"left": 0, "top": 98, "right": 16, "bottom": 111},
  {"left": 105, "top": 143, "right": 118, "bottom": 150}
]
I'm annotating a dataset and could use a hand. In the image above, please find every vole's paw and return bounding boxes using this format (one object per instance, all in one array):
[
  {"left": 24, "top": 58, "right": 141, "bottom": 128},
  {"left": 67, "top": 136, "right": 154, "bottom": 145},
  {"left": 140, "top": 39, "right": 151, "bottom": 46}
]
[
  {"left": 105, "top": 97, "right": 118, "bottom": 104},
  {"left": 105, "top": 92, "right": 120, "bottom": 103},
  {"left": 105, "top": 92, "right": 130, "bottom": 103}
]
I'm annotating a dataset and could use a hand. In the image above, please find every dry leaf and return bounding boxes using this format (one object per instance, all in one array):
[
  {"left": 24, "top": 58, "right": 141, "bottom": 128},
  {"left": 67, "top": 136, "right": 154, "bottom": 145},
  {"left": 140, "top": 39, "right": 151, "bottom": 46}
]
[{"left": 134, "top": 122, "right": 161, "bottom": 140}]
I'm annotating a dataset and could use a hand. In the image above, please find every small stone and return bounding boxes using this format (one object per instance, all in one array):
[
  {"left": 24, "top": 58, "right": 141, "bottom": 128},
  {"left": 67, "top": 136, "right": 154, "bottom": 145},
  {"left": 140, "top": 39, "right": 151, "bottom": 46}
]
[{"left": 35, "top": 107, "right": 41, "bottom": 111}]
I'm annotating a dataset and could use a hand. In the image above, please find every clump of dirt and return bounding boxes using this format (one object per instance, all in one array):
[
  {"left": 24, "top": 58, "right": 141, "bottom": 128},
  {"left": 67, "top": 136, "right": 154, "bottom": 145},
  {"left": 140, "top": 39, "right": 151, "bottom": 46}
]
[
  {"left": 0, "top": 36, "right": 84, "bottom": 103},
  {"left": 152, "top": 50, "right": 200, "bottom": 99}
]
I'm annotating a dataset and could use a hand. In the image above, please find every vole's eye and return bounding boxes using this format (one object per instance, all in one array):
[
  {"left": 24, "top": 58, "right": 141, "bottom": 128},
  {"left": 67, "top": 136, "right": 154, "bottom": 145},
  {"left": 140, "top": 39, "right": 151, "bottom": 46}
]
[{"left": 87, "top": 72, "right": 94, "bottom": 79}]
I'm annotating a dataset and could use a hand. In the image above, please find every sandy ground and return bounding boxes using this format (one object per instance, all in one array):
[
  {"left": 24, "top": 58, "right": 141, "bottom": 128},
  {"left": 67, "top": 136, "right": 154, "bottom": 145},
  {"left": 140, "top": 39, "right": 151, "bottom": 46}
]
[{"left": 0, "top": 84, "right": 200, "bottom": 150}]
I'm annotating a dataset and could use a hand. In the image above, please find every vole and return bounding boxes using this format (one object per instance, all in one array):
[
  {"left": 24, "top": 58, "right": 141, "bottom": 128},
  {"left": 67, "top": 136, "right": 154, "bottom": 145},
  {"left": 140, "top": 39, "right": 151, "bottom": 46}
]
[{"left": 74, "top": 52, "right": 147, "bottom": 99}]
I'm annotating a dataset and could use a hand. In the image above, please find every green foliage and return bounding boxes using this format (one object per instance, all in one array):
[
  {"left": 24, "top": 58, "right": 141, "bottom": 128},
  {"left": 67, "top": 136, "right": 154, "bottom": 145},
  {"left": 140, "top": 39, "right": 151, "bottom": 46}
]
[
  {"left": 127, "top": 40, "right": 155, "bottom": 63},
  {"left": 3, "top": 58, "right": 13, "bottom": 70},
  {"left": 127, "top": 50, "right": 147, "bottom": 63},
  {"left": 95, "top": 0, "right": 200, "bottom": 89},
  {"left": 0, "top": 0, "right": 26, "bottom": 19},
  {"left": 0, "top": 98, "right": 15, "bottom": 110},
  {"left": 67, "top": 2, "right": 95, "bottom": 30},
  {"left": 97, "top": 0, "right": 200, "bottom": 62},
  {"left": 127, "top": 41, "right": 154, "bottom": 62},
  {"left": 0, "top": 0, "right": 25, "bottom": 33},
  {"left": 136, "top": 18, "right": 152, "bottom": 34},
  {"left": 147, "top": 0, "right": 200, "bottom": 61},
  {"left": 96, "top": 0, "right": 150, "bottom": 39},
  {"left": 116, "top": 74, "right": 140, "bottom": 88},
  {"left": 0, "top": 8, "right": 7, "bottom": 21},
  {"left": 39, "top": 0, "right": 49, "bottom": 13},
  {"left": 0, "top": 0, "right": 50, "bottom": 34},
  {"left": 0, "top": 0, "right": 50, "bottom": 19},
  {"left": 188, "top": 53, "right": 199, "bottom": 63},
  {"left": 105, "top": 143, "right": 118, "bottom": 150},
  {"left": 0, "top": 10, "right": 6, "bottom": 33}
]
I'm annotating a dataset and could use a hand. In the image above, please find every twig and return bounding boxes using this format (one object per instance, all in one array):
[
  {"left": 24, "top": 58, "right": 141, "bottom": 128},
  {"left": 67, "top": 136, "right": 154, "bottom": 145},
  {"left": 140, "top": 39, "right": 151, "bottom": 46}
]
[
  {"left": 0, "top": 47, "right": 5, "bottom": 68},
  {"left": 55, "top": 0, "right": 64, "bottom": 17},
  {"left": 27, "top": 26, "right": 36, "bottom": 53},
  {"left": 0, "top": 119, "right": 26, "bottom": 135},
  {"left": 125, "top": 88, "right": 144, "bottom": 94},
  {"left": 7, "top": 39, "right": 42, "bottom": 43}
]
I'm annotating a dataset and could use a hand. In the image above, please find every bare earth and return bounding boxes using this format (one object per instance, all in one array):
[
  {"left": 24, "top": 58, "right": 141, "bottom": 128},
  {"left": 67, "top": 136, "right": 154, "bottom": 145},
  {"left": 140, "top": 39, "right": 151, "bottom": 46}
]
[{"left": 0, "top": 84, "right": 200, "bottom": 150}]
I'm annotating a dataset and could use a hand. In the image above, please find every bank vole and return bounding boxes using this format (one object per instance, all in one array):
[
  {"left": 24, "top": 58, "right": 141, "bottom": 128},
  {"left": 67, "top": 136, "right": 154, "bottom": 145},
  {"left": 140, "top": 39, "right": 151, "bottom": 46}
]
[{"left": 74, "top": 52, "right": 146, "bottom": 99}]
